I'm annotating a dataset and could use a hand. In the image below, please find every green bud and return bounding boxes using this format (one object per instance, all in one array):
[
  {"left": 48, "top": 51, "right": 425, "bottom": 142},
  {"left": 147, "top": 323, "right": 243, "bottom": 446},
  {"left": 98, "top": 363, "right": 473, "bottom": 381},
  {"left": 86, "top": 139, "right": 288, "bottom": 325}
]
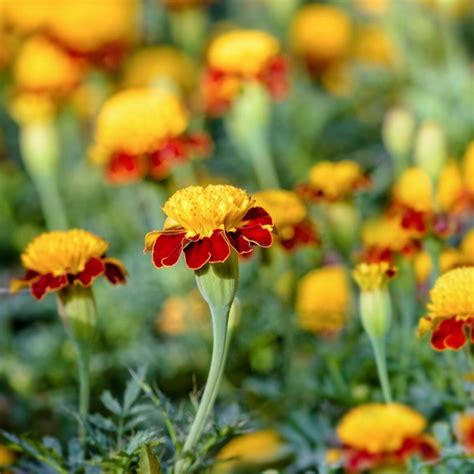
[
  {"left": 326, "top": 202, "right": 359, "bottom": 255},
  {"left": 414, "top": 121, "right": 447, "bottom": 183},
  {"left": 359, "top": 288, "right": 392, "bottom": 340},
  {"left": 382, "top": 106, "right": 415, "bottom": 160},
  {"left": 57, "top": 286, "right": 97, "bottom": 345}
]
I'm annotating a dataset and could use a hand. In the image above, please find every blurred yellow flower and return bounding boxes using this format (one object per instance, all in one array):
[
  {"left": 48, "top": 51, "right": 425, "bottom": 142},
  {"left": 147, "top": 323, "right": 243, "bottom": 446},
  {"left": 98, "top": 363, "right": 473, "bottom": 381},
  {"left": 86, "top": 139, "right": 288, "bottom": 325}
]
[
  {"left": 122, "top": 46, "right": 197, "bottom": 94},
  {"left": 214, "top": 430, "right": 287, "bottom": 472},
  {"left": 1, "top": 0, "right": 51, "bottom": 34},
  {"left": 290, "top": 4, "right": 351, "bottom": 74},
  {"left": 437, "top": 160, "right": 464, "bottom": 212},
  {"left": 208, "top": 29, "right": 280, "bottom": 76},
  {"left": 455, "top": 412, "right": 474, "bottom": 455},
  {"left": 353, "top": 26, "right": 397, "bottom": 66},
  {"left": 353, "top": 0, "right": 389, "bottom": 15},
  {"left": 14, "top": 35, "right": 82, "bottom": 96},
  {"left": 0, "top": 444, "right": 15, "bottom": 466},
  {"left": 9, "top": 93, "right": 56, "bottom": 124},
  {"left": 414, "top": 251, "right": 432, "bottom": 284},
  {"left": 461, "top": 229, "right": 474, "bottom": 263},
  {"left": 392, "top": 167, "right": 433, "bottom": 213},
  {"left": 353, "top": 262, "right": 396, "bottom": 291},
  {"left": 464, "top": 141, "right": 474, "bottom": 195},
  {"left": 296, "top": 266, "right": 350, "bottom": 334}
]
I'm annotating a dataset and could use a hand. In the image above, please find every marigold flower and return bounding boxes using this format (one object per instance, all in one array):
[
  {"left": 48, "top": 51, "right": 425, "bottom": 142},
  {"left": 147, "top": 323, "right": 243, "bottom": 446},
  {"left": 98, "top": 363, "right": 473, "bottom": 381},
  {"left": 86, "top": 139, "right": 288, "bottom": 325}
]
[
  {"left": 464, "top": 141, "right": 474, "bottom": 196},
  {"left": 353, "top": 0, "right": 389, "bottom": 15},
  {"left": 202, "top": 29, "right": 288, "bottom": 115},
  {"left": 353, "top": 26, "right": 397, "bottom": 67},
  {"left": 290, "top": 4, "right": 351, "bottom": 75},
  {"left": 144, "top": 185, "right": 274, "bottom": 271},
  {"left": 14, "top": 35, "right": 82, "bottom": 97},
  {"left": 0, "top": 444, "right": 15, "bottom": 467},
  {"left": 299, "top": 160, "right": 368, "bottom": 202},
  {"left": 92, "top": 88, "right": 210, "bottom": 183},
  {"left": 123, "top": 46, "right": 197, "bottom": 94},
  {"left": 1, "top": 0, "right": 51, "bottom": 34},
  {"left": 214, "top": 430, "right": 288, "bottom": 472},
  {"left": 353, "top": 262, "right": 397, "bottom": 291},
  {"left": 437, "top": 160, "right": 464, "bottom": 213},
  {"left": 335, "top": 403, "right": 438, "bottom": 472},
  {"left": 253, "top": 189, "right": 318, "bottom": 251},
  {"left": 461, "top": 229, "right": 474, "bottom": 263},
  {"left": 296, "top": 266, "right": 350, "bottom": 334},
  {"left": 11, "top": 229, "right": 127, "bottom": 301},
  {"left": 418, "top": 267, "right": 474, "bottom": 350},
  {"left": 455, "top": 412, "right": 474, "bottom": 455}
]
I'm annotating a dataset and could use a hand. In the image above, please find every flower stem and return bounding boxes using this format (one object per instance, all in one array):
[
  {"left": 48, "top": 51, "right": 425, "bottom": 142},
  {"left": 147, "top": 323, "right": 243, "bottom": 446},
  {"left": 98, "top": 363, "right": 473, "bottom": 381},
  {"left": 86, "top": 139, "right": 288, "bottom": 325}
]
[
  {"left": 371, "top": 336, "right": 393, "bottom": 403},
  {"left": 34, "top": 170, "right": 68, "bottom": 230},
  {"left": 76, "top": 342, "right": 90, "bottom": 444},
  {"left": 176, "top": 304, "right": 230, "bottom": 472}
]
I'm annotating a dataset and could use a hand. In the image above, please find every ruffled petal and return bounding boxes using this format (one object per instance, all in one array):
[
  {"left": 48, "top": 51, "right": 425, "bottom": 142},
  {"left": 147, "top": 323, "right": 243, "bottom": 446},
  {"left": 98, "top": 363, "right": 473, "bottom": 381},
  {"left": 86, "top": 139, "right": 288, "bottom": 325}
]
[
  {"left": 152, "top": 231, "right": 188, "bottom": 268},
  {"left": 242, "top": 206, "right": 273, "bottom": 227},
  {"left": 10, "top": 269, "right": 39, "bottom": 293},
  {"left": 239, "top": 225, "right": 273, "bottom": 247},
  {"left": 226, "top": 231, "right": 253, "bottom": 255},
  {"left": 184, "top": 238, "right": 212, "bottom": 270},
  {"left": 103, "top": 257, "right": 127, "bottom": 284},
  {"left": 75, "top": 257, "right": 105, "bottom": 286},
  {"left": 431, "top": 317, "right": 467, "bottom": 351},
  {"left": 31, "top": 273, "right": 68, "bottom": 300},
  {"left": 209, "top": 229, "right": 231, "bottom": 263}
]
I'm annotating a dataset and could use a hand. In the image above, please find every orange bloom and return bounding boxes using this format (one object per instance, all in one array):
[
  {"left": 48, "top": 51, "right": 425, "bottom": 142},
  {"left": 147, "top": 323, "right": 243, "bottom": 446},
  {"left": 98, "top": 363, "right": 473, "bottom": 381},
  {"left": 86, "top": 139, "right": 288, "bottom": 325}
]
[
  {"left": 144, "top": 185, "right": 274, "bottom": 271},
  {"left": 11, "top": 229, "right": 127, "bottom": 301},
  {"left": 455, "top": 412, "right": 474, "bottom": 455},
  {"left": 202, "top": 29, "right": 289, "bottom": 115}
]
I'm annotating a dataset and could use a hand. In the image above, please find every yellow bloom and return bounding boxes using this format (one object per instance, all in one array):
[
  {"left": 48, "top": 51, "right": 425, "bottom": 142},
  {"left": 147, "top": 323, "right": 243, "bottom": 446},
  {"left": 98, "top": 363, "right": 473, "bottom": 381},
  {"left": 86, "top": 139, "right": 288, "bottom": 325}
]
[
  {"left": 296, "top": 266, "right": 350, "bottom": 333},
  {"left": 20, "top": 229, "right": 109, "bottom": 277},
  {"left": 14, "top": 36, "right": 82, "bottom": 95},
  {"left": 0, "top": 444, "right": 15, "bottom": 466},
  {"left": 353, "top": 0, "right": 389, "bottom": 15},
  {"left": 437, "top": 160, "right": 463, "bottom": 212},
  {"left": 353, "top": 262, "right": 397, "bottom": 291},
  {"left": 337, "top": 403, "right": 427, "bottom": 454},
  {"left": 94, "top": 88, "right": 188, "bottom": 156},
  {"left": 414, "top": 251, "right": 432, "bottom": 284},
  {"left": 253, "top": 189, "right": 306, "bottom": 238},
  {"left": 306, "top": 160, "right": 367, "bottom": 201},
  {"left": 464, "top": 141, "right": 474, "bottom": 194},
  {"left": 207, "top": 29, "right": 280, "bottom": 76},
  {"left": 353, "top": 26, "right": 397, "bottom": 66},
  {"left": 392, "top": 167, "right": 433, "bottom": 212},
  {"left": 426, "top": 267, "right": 474, "bottom": 321},
  {"left": 1, "top": 0, "right": 51, "bottom": 34},
  {"left": 123, "top": 46, "right": 196, "bottom": 93},
  {"left": 290, "top": 5, "right": 351, "bottom": 71},
  {"left": 163, "top": 185, "right": 255, "bottom": 237},
  {"left": 461, "top": 229, "right": 474, "bottom": 263},
  {"left": 214, "top": 430, "right": 287, "bottom": 472},
  {"left": 9, "top": 93, "right": 56, "bottom": 124},
  {"left": 440, "top": 248, "right": 465, "bottom": 273},
  {"left": 361, "top": 216, "right": 414, "bottom": 253},
  {"left": 455, "top": 412, "right": 474, "bottom": 454}
]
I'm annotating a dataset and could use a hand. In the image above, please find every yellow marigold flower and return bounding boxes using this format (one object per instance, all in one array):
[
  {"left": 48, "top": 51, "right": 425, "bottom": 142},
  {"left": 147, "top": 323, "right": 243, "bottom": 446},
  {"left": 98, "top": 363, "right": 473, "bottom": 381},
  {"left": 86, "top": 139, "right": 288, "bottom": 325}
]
[
  {"left": 353, "top": 262, "right": 397, "bottom": 291},
  {"left": 0, "top": 444, "right": 15, "bottom": 466},
  {"left": 461, "top": 229, "right": 474, "bottom": 263},
  {"left": 290, "top": 4, "right": 351, "bottom": 73},
  {"left": 253, "top": 189, "right": 318, "bottom": 250},
  {"left": 301, "top": 160, "right": 368, "bottom": 202},
  {"left": 440, "top": 248, "right": 465, "bottom": 273},
  {"left": 437, "top": 160, "right": 464, "bottom": 212},
  {"left": 45, "top": 0, "right": 138, "bottom": 53},
  {"left": 353, "top": 0, "right": 389, "bottom": 15},
  {"left": 320, "top": 61, "right": 354, "bottom": 97},
  {"left": 419, "top": 267, "right": 474, "bottom": 351},
  {"left": 95, "top": 88, "right": 188, "bottom": 157},
  {"left": 1, "top": 0, "right": 51, "bottom": 34},
  {"left": 455, "top": 412, "right": 474, "bottom": 455},
  {"left": 337, "top": 403, "right": 426, "bottom": 454},
  {"left": 214, "top": 430, "right": 288, "bottom": 472},
  {"left": 123, "top": 46, "right": 196, "bottom": 93},
  {"left": 10, "top": 229, "right": 127, "bottom": 300},
  {"left": 414, "top": 251, "right": 433, "bottom": 284},
  {"left": 353, "top": 26, "right": 397, "bottom": 67},
  {"left": 207, "top": 29, "right": 280, "bottom": 76},
  {"left": 464, "top": 141, "right": 474, "bottom": 194},
  {"left": 392, "top": 166, "right": 433, "bottom": 212},
  {"left": 9, "top": 93, "right": 56, "bottom": 124},
  {"left": 296, "top": 266, "right": 350, "bottom": 334},
  {"left": 145, "top": 185, "right": 274, "bottom": 270},
  {"left": 14, "top": 36, "right": 82, "bottom": 95}
]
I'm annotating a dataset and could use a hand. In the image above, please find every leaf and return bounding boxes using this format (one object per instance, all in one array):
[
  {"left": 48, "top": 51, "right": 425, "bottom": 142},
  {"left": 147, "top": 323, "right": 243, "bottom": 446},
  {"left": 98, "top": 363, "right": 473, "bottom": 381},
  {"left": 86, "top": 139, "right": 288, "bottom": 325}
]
[
  {"left": 123, "top": 367, "right": 146, "bottom": 412},
  {"left": 100, "top": 391, "right": 122, "bottom": 416},
  {"left": 137, "top": 445, "right": 162, "bottom": 474}
]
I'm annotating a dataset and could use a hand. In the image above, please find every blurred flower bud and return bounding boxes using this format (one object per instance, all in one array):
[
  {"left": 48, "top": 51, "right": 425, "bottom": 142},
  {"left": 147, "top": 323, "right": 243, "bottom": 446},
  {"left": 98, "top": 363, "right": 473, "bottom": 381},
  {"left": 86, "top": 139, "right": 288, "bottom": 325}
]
[
  {"left": 326, "top": 202, "right": 359, "bottom": 255},
  {"left": 414, "top": 121, "right": 447, "bottom": 183}
]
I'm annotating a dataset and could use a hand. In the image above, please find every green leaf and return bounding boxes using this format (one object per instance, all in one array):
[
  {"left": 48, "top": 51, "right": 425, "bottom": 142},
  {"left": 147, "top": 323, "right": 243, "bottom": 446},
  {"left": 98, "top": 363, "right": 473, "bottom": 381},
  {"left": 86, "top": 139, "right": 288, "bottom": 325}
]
[
  {"left": 101, "top": 391, "right": 122, "bottom": 416},
  {"left": 137, "top": 445, "right": 161, "bottom": 474},
  {"left": 123, "top": 367, "right": 146, "bottom": 412}
]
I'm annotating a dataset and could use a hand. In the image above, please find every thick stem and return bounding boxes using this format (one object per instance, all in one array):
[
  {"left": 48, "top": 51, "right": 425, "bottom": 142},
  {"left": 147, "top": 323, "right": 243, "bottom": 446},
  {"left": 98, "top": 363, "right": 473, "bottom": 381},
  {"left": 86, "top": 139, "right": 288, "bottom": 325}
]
[
  {"left": 177, "top": 305, "right": 230, "bottom": 472},
  {"left": 247, "top": 133, "right": 280, "bottom": 190},
  {"left": 371, "top": 336, "right": 393, "bottom": 403},
  {"left": 76, "top": 343, "right": 90, "bottom": 443},
  {"left": 34, "top": 171, "right": 68, "bottom": 230}
]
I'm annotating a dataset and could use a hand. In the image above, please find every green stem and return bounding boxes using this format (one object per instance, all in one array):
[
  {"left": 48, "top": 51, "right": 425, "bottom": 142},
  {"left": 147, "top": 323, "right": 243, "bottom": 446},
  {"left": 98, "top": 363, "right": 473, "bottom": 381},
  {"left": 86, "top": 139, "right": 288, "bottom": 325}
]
[
  {"left": 371, "top": 336, "right": 393, "bottom": 403},
  {"left": 177, "top": 304, "right": 230, "bottom": 472},
  {"left": 34, "top": 171, "right": 68, "bottom": 230},
  {"left": 247, "top": 133, "right": 280, "bottom": 189},
  {"left": 76, "top": 343, "right": 90, "bottom": 444}
]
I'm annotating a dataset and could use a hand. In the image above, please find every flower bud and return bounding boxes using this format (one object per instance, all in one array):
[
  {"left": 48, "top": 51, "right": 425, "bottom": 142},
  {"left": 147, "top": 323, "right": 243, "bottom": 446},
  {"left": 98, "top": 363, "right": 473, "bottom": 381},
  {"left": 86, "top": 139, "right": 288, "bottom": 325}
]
[
  {"left": 414, "top": 121, "right": 447, "bottom": 183},
  {"left": 57, "top": 286, "right": 97, "bottom": 345},
  {"left": 382, "top": 106, "right": 415, "bottom": 161},
  {"left": 326, "top": 202, "right": 359, "bottom": 255}
]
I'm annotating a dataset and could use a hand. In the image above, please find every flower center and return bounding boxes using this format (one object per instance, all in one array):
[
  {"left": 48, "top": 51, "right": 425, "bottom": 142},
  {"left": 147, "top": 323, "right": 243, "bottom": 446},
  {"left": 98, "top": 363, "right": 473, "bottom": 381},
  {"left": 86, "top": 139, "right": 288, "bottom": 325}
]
[
  {"left": 162, "top": 185, "right": 254, "bottom": 236},
  {"left": 21, "top": 229, "right": 108, "bottom": 276}
]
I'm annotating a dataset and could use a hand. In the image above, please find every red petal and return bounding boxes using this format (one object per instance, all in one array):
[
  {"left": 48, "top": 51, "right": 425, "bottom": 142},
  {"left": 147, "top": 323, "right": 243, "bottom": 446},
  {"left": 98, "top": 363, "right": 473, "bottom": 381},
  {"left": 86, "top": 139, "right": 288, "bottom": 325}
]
[
  {"left": 209, "top": 230, "right": 231, "bottom": 263},
  {"left": 10, "top": 269, "right": 40, "bottom": 293},
  {"left": 75, "top": 257, "right": 105, "bottom": 286},
  {"left": 226, "top": 231, "right": 252, "bottom": 254},
  {"left": 152, "top": 231, "right": 187, "bottom": 268},
  {"left": 31, "top": 273, "right": 68, "bottom": 300},
  {"left": 104, "top": 258, "right": 127, "bottom": 284},
  {"left": 184, "top": 238, "right": 212, "bottom": 270},
  {"left": 239, "top": 226, "right": 273, "bottom": 247},
  {"left": 107, "top": 151, "right": 145, "bottom": 184},
  {"left": 242, "top": 206, "right": 273, "bottom": 227},
  {"left": 280, "top": 220, "right": 318, "bottom": 251},
  {"left": 431, "top": 318, "right": 467, "bottom": 351}
]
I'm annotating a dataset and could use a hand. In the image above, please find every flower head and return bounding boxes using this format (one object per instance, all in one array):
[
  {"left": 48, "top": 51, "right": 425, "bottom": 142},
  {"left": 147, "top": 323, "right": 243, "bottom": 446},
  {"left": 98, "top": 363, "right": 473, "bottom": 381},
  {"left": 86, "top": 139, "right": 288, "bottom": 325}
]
[
  {"left": 92, "top": 88, "right": 210, "bottom": 183},
  {"left": 455, "top": 412, "right": 474, "bottom": 455},
  {"left": 202, "top": 29, "right": 288, "bottom": 115},
  {"left": 253, "top": 189, "right": 318, "bottom": 251},
  {"left": 296, "top": 266, "right": 350, "bottom": 334},
  {"left": 353, "top": 26, "right": 397, "bottom": 67},
  {"left": 353, "top": 262, "right": 397, "bottom": 291},
  {"left": 392, "top": 167, "right": 433, "bottom": 213},
  {"left": 290, "top": 4, "right": 351, "bottom": 75},
  {"left": 11, "top": 229, "right": 127, "bottom": 300},
  {"left": 144, "top": 185, "right": 274, "bottom": 271},
  {"left": 299, "top": 160, "right": 368, "bottom": 202},
  {"left": 335, "top": 403, "right": 437, "bottom": 472},
  {"left": 418, "top": 267, "right": 474, "bottom": 350}
]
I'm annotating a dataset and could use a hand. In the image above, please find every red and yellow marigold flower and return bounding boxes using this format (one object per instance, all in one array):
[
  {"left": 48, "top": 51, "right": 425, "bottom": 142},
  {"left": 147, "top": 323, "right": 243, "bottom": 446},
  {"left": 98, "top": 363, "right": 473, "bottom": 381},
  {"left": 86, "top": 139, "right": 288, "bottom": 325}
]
[
  {"left": 290, "top": 4, "right": 351, "bottom": 76},
  {"left": 333, "top": 403, "right": 438, "bottom": 473},
  {"left": 144, "top": 185, "right": 274, "bottom": 271},
  {"left": 91, "top": 88, "right": 211, "bottom": 184},
  {"left": 296, "top": 266, "right": 350, "bottom": 334},
  {"left": 253, "top": 189, "right": 318, "bottom": 251},
  {"left": 417, "top": 267, "right": 474, "bottom": 350},
  {"left": 10, "top": 229, "right": 127, "bottom": 301},
  {"left": 201, "top": 29, "right": 289, "bottom": 115},
  {"left": 455, "top": 412, "right": 474, "bottom": 455},
  {"left": 299, "top": 160, "right": 369, "bottom": 202}
]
